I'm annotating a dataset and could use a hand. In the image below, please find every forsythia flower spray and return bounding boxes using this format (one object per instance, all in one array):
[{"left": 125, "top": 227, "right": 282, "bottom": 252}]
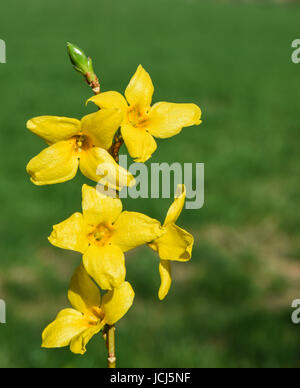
[{"left": 26, "top": 43, "right": 202, "bottom": 367}]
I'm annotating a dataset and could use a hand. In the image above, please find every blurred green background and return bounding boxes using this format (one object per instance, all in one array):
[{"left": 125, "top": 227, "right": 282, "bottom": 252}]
[{"left": 1, "top": 0, "right": 300, "bottom": 368}]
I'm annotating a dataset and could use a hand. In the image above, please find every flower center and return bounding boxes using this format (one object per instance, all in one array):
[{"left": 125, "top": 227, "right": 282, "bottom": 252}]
[
  {"left": 85, "top": 306, "right": 105, "bottom": 326},
  {"left": 74, "top": 134, "right": 91, "bottom": 152},
  {"left": 127, "top": 106, "right": 149, "bottom": 128},
  {"left": 88, "top": 223, "right": 114, "bottom": 247}
]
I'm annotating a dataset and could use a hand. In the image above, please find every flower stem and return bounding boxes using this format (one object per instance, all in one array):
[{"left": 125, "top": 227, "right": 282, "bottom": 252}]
[{"left": 106, "top": 324, "right": 116, "bottom": 368}]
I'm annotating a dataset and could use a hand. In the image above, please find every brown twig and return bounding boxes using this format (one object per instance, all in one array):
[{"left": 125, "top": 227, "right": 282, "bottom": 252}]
[
  {"left": 88, "top": 71, "right": 123, "bottom": 162},
  {"left": 86, "top": 72, "right": 100, "bottom": 95},
  {"left": 109, "top": 130, "right": 124, "bottom": 163}
]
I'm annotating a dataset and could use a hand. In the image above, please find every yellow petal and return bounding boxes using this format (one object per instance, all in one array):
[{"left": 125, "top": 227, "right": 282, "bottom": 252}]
[
  {"left": 70, "top": 324, "right": 104, "bottom": 355},
  {"left": 148, "top": 102, "right": 202, "bottom": 138},
  {"left": 81, "top": 109, "right": 122, "bottom": 150},
  {"left": 101, "top": 282, "right": 135, "bottom": 325},
  {"left": 83, "top": 245, "right": 126, "bottom": 290},
  {"left": 87, "top": 91, "right": 128, "bottom": 115},
  {"left": 112, "top": 211, "right": 162, "bottom": 252},
  {"left": 27, "top": 116, "right": 81, "bottom": 144},
  {"left": 42, "top": 309, "right": 88, "bottom": 349},
  {"left": 68, "top": 263, "right": 101, "bottom": 314},
  {"left": 158, "top": 260, "right": 172, "bottom": 301},
  {"left": 79, "top": 147, "right": 135, "bottom": 190},
  {"left": 151, "top": 224, "right": 194, "bottom": 262},
  {"left": 121, "top": 124, "right": 157, "bottom": 163},
  {"left": 55, "top": 308, "right": 81, "bottom": 320},
  {"left": 26, "top": 140, "right": 79, "bottom": 185},
  {"left": 48, "top": 212, "right": 89, "bottom": 253},
  {"left": 82, "top": 184, "right": 122, "bottom": 226},
  {"left": 125, "top": 65, "right": 154, "bottom": 108},
  {"left": 164, "top": 184, "right": 186, "bottom": 226}
]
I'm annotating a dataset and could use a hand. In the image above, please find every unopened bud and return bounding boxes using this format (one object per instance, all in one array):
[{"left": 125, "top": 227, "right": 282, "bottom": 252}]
[{"left": 67, "top": 43, "right": 99, "bottom": 93}]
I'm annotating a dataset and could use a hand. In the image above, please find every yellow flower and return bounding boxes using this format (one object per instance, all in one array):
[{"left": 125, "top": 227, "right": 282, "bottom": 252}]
[
  {"left": 26, "top": 110, "right": 135, "bottom": 190},
  {"left": 42, "top": 264, "right": 134, "bottom": 355},
  {"left": 149, "top": 185, "right": 194, "bottom": 300},
  {"left": 87, "top": 65, "right": 202, "bottom": 162},
  {"left": 49, "top": 184, "right": 163, "bottom": 290}
]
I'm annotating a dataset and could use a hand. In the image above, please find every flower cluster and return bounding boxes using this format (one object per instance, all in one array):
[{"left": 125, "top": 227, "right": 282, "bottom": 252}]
[{"left": 27, "top": 64, "right": 201, "bottom": 357}]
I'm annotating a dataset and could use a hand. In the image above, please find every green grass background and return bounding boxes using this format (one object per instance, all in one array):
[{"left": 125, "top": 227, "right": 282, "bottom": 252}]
[{"left": 1, "top": 0, "right": 300, "bottom": 368}]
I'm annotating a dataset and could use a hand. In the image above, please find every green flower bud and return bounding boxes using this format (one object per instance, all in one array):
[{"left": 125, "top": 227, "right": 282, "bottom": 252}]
[
  {"left": 67, "top": 42, "right": 100, "bottom": 94},
  {"left": 67, "top": 42, "right": 96, "bottom": 81}
]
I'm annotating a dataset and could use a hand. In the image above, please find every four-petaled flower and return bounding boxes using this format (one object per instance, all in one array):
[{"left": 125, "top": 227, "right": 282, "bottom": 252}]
[
  {"left": 26, "top": 109, "right": 135, "bottom": 190},
  {"left": 49, "top": 184, "right": 163, "bottom": 290},
  {"left": 42, "top": 264, "right": 134, "bottom": 355},
  {"left": 149, "top": 185, "right": 194, "bottom": 300},
  {"left": 87, "top": 65, "right": 202, "bottom": 163}
]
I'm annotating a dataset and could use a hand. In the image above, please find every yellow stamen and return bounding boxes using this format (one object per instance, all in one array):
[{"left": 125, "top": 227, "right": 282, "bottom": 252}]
[
  {"left": 74, "top": 134, "right": 90, "bottom": 152},
  {"left": 127, "top": 106, "right": 149, "bottom": 128},
  {"left": 88, "top": 223, "right": 114, "bottom": 247}
]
